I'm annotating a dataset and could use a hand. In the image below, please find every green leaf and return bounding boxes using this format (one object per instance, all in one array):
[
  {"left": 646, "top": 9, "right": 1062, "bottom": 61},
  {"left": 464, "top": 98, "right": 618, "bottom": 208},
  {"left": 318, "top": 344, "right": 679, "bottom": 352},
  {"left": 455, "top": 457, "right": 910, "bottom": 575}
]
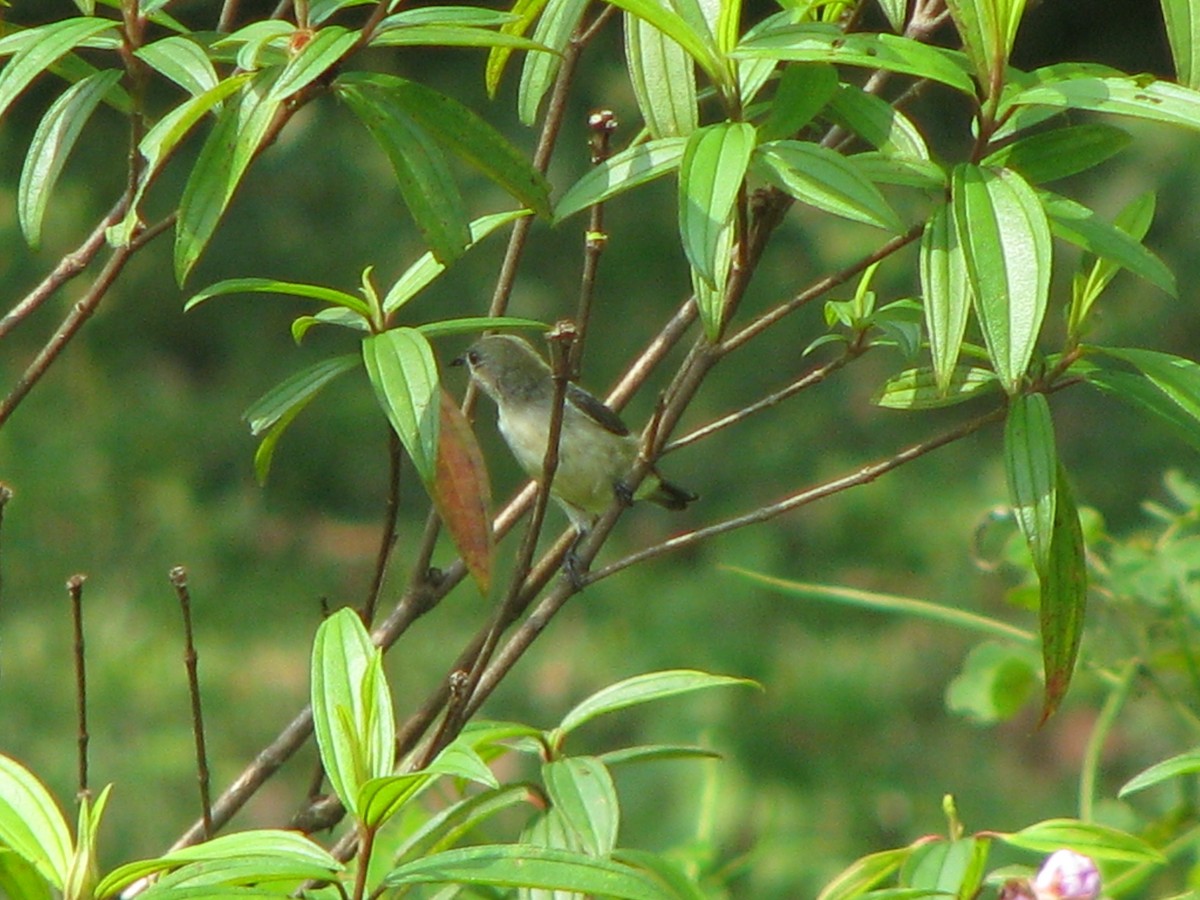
[
  {"left": 874, "top": 366, "right": 997, "bottom": 410},
  {"left": 338, "top": 79, "right": 471, "bottom": 265},
  {"left": 269, "top": 25, "right": 358, "bottom": 100},
  {"left": 981, "top": 123, "right": 1131, "bottom": 183},
  {"left": 363, "top": 329, "right": 440, "bottom": 486},
  {"left": 951, "top": 164, "right": 1051, "bottom": 394},
  {"left": 757, "top": 63, "right": 838, "bottom": 143},
  {"left": 755, "top": 140, "right": 905, "bottom": 232},
  {"left": 384, "top": 209, "right": 533, "bottom": 314},
  {"left": 370, "top": 24, "right": 550, "bottom": 51},
  {"left": 175, "top": 72, "right": 283, "bottom": 284},
  {"left": 1120, "top": 747, "right": 1200, "bottom": 797},
  {"left": 554, "top": 138, "right": 686, "bottom": 223},
  {"left": 944, "top": 0, "right": 1026, "bottom": 92},
  {"left": 135, "top": 35, "right": 219, "bottom": 96},
  {"left": 679, "top": 122, "right": 755, "bottom": 286},
  {"left": 877, "top": 0, "right": 908, "bottom": 31},
  {"left": 919, "top": 205, "right": 971, "bottom": 393},
  {"left": 487, "top": 0, "right": 550, "bottom": 98},
  {"left": 597, "top": 744, "right": 723, "bottom": 767},
  {"left": 335, "top": 72, "right": 551, "bottom": 217},
  {"left": 604, "top": 0, "right": 723, "bottom": 86},
  {"left": 1093, "top": 347, "right": 1200, "bottom": 425},
  {"left": 18, "top": 68, "right": 121, "bottom": 249},
  {"left": 384, "top": 845, "right": 678, "bottom": 898},
  {"left": 1040, "top": 191, "right": 1176, "bottom": 298},
  {"left": 1038, "top": 462, "right": 1087, "bottom": 723},
  {"left": 902, "top": 836, "right": 990, "bottom": 900},
  {"left": 542, "top": 757, "right": 619, "bottom": 857},
  {"left": 391, "top": 785, "right": 534, "bottom": 865},
  {"left": 945, "top": 641, "right": 1039, "bottom": 724},
  {"left": 1007, "top": 75, "right": 1200, "bottom": 132},
  {"left": 0, "top": 756, "right": 72, "bottom": 889},
  {"left": 625, "top": 6, "right": 698, "bottom": 138},
  {"left": 1071, "top": 191, "right": 1158, "bottom": 326},
  {"left": 185, "top": 277, "right": 372, "bottom": 318},
  {"left": 557, "top": 670, "right": 758, "bottom": 736},
  {"left": 733, "top": 22, "right": 976, "bottom": 96},
  {"left": 691, "top": 215, "right": 735, "bottom": 341},
  {"left": 1004, "top": 392, "right": 1057, "bottom": 575},
  {"left": 1162, "top": 0, "right": 1200, "bottom": 88},
  {"left": 311, "top": 609, "right": 396, "bottom": 818},
  {"left": 0, "top": 17, "right": 118, "bottom": 122},
  {"left": 828, "top": 83, "right": 931, "bottom": 160},
  {"left": 998, "top": 819, "right": 1164, "bottom": 863},
  {"left": 817, "top": 847, "right": 912, "bottom": 900},
  {"left": 417, "top": 315, "right": 547, "bottom": 338},
  {"left": 1078, "top": 361, "right": 1200, "bottom": 452},
  {"left": 0, "top": 849, "right": 54, "bottom": 900},
  {"left": 517, "top": 0, "right": 588, "bottom": 125},
  {"left": 380, "top": 7, "right": 523, "bottom": 27}
]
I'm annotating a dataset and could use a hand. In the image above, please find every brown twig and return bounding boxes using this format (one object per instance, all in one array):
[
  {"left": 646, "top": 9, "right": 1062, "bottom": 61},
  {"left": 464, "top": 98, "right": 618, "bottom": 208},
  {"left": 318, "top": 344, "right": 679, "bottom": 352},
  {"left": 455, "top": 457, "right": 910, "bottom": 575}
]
[
  {"left": 361, "top": 429, "right": 402, "bottom": 626},
  {"left": 0, "top": 483, "right": 12, "bottom": 607},
  {"left": 170, "top": 566, "right": 214, "bottom": 840},
  {"left": 569, "top": 110, "right": 618, "bottom": 377},
  {"left": 67, "top": 574, "right": 89, "bottom": 798}
]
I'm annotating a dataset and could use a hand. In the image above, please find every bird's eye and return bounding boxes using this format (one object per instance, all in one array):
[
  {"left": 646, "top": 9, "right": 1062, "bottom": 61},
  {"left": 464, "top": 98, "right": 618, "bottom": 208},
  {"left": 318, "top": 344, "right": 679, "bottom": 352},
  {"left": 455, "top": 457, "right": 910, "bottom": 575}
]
[{"left": 466, "top": 349, "right": 481, "bottom": 366}]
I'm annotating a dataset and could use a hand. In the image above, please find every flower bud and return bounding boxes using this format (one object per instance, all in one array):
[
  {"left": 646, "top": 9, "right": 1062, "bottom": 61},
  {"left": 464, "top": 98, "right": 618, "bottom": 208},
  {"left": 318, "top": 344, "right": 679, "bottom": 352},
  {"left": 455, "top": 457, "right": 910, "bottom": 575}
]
[{"left": 1031, "top": 850, "right": 1100, "bottom": 900}]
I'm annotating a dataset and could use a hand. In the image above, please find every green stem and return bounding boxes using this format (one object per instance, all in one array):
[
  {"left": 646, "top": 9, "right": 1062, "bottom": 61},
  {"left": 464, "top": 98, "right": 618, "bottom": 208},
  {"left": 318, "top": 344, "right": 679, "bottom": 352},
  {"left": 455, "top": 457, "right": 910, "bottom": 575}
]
[{"left": 1078, "top": 658, "right": 1139, "bottom": 822}]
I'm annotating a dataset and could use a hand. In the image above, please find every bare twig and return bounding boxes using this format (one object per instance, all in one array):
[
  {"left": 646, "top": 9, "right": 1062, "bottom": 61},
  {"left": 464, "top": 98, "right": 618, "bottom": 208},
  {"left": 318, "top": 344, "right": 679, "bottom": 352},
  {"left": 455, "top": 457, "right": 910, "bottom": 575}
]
[
  {"left": 170, "top": 566, "right": 213, "bottom": 840},
  {"left": 67, "top": 574, "right": 89, "bottom": 798},
  {"left": 217, "top": 0, "right": 241, "bottom": 32},
  {"left": 361, "top": 429, "right": 402, "bottom": 626},
  {"left": 0, "top": 483, "right": 12, "bottom": 607},
  {"left": 569, "top": 110, "right": 618, "bottom": 377}
]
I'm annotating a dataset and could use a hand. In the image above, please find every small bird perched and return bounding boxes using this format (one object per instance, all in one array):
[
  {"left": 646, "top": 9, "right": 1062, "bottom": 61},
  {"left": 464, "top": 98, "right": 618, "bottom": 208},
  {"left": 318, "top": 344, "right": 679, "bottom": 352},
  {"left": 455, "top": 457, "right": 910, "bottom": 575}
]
[{"left": 455, "top": 334, "right": 696, "bottom": 538}]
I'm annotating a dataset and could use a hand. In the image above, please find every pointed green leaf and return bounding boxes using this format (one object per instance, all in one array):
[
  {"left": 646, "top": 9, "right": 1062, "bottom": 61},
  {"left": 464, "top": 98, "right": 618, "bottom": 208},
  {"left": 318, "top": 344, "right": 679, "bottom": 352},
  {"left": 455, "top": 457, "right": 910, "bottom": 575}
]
[
  {"left": 1093, "top": 347, "right": 1200, "bottom": 426},
  {"left": 1072, "top": 191, "right": 1157, "bottom": 324},
  {"left": 679, "top": 122, "right": 755, "bottom": 286},
  {"left": 604, "top": 0, "right": 722, "bottom": 85},
  {"left": 311, "top": 608, "right": 395, "bottom": 817},
  {"left": 874, "top": 366, "right": 997, "bottom": 410},
  {"left": 243, "top": 354, "right": 359, "bottom": 436},
  {"left": 335, "top": 72, "right": 551, "bottom": 217},
  {"left": 943, "top": 0, "right": 1006, "bottom": 90},
  {"left": 185, "top": 277, "right": 372, "bottom": 318},
  {"left": 0, "top": 849, "right": 54, "bottom": 900},
  {"left": 370, "top": 24, "right": 550, "bottom": 51},
  {"left": 0, "top": 18, "right": 118, "bottom": 122},
  {"left": 269, "top": 25, "right": 358, "bottom": 100},
  {"left": 363, "top": 329, "right": 440, "bottom": 485},
  {"left": 828, "top": 83, "right": 931, "bottom": 160},
  {"left": 18, "top": 68, "right": 121, "bottom": 249},
  {"left": 391, "top": 785, "right": 534, "bottom": 865},
  {"left": 554, "top": 138, "right": 686, "bottom": 223},
  {"left": 384, "top": 844, "right": 676, "bottom": 898},
  {"left": 338, "top": 80, "right": 471, "bottom": 264},
  {"left": 543, "top": 757, "right": 619, "bottom": 857},
  {"left": 877, "top": 0, "right": 909, "bottom": 31},
  {"left": 1078, "top": 360, "right": 1200, "bottom": 452},
  {"left": 1038, "top": 463, "right": 1087, "bottom": 722},
  {"left": 1004, "top": 392, "right": 1057, "bottom": 575},
  {"left": 1120, "top": 747, "right": 1200, "bottom": 797},
  {"left": 816, "top": 847, "right": 912, "bottom": 900},
  {"left": 135, "top": 35, "right": 219, "bottom": 96},
  {"left": 1162, "top": 0, "right": 1200, "bottom": 88},
  {"left": 0, "top": 756, "right": 72, "bottom": 889},
  {"left": 757, "top": 63, "right": 838, "bottom": 143},
  {"left": 903, "top": 836, "right": 990, "bottom": 898},
  {"left": 919, "top": 205, "right": 971, "bottom": 392},
  {"left": 557, "top": 670, "right": 758, "bottom": 736},
  {"left": 625, "top": 7, "right": 698, "bottom": 138},
  {"left": 1008, "top": 75, "right": 1200, "bottom": 132},
  {"left": 517, "top": 0, "right": 588, "bottom": 125},
  {"left": 733, "top": 22, "right": 976, "bottom": 96},
  {"left": 951, "top": 164, "right": 1051, "bottom": 394},
  {"left": 755, "top": 140, "right": 905, "bottom": 232},
  {"left": 981, "top": 123, "right": 1131, "bottom": 184},
  {"left": 418, "top": 315, "right": 547, "bottom": 338},
  {"left": 692, "top": 214, "right": 734, "bottom": 340},
  {"left": 175, "top": 72, "right": 283, "bottom": 284},
  {"left": 999, "top": 819, "right": 1163, "bottom": 863},
  {"left": 486, "top": 0, "right": 550, "bottom": 98}
]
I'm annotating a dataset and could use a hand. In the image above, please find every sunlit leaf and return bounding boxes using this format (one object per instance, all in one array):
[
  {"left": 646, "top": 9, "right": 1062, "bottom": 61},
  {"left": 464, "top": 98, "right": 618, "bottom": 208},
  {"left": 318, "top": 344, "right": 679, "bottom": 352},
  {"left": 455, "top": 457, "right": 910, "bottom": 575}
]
[
  {"left": 486, "top": 0, "right": 549, "bottom": 97},
  {"left": 136, "top": 35, "right": 219, "bottom": 96},
  {"left": 1038, "top": 462, "right": 1086, "bottom": 722},
  {"left": 517, "top": 0, "right": 587, "bottom": 125},
  {"left": 919, "top": 205, "right": 970, "bottom": 392},
  {"left": 557, "top": 670, "right": 758, "bottom": 736},
  {"left": 816, "top": 847, "right": 912, "bottom": 900},
  {"left": 874, "top": 366, "right": 997, "bottom": 410},
  {"left": 876, "top": 0, "right": 908, "bottom": 31},
  {"left": 951, "top": 164, "right": 1051, "bottom": 394},
  {"left": 0, "top": 849, "right": 54, "bottom": 900},
  {"left": 269, "top": 25, "right": 358, "bottom": 100},
  {"left": 1004, "top": 392, "right": 1057, "bottom": 575},
  {"left": 1071, "top": 191, "right": 1158, "bottom": 328},
  {"left": 1092, "top": 347, "right": 1200, "bottom": 426},
  {"left": 981, "top": 123, "right": 1131, "bottom": 183},
  {"left": 1078, "top": 361, "right": 1200, "bottom": 452},
  {"left": 1007, "top": 74, "right": 1200, "bottom": 132},
  {"left": 757, "top": 63, "right": 838, "bottom": 143},
  {"left": 18, "top": 69, "right": 120, "bottom": 249},
  {"left": 543, "top": 758, "right": 619, "bottom": 857},
  {"left": 370, "top": 24, "right": 549, "bottom": 51},
  {"left": 828, "top": 83, "right": 931, "bottom": 160},
  {"left": 998, "top": 819, "right": 1163, "bottom": 863},
  {"left": 363, "top": 329, "right": 440, "bottom": 486},
  {"left": 554, "top": 138, "right": 686, "bottom": 223},
  {"left": 432, "top": 390, "right": 494, "bottom": 595},
  {"left": 0, "top": 756, "right": 72, "bottom": 889},
  {"left": 625, "top": 6, "right": 698, "bottom": 138},
  {"left": 1162, "top": 0, "right": 1200, "bottom": 88},
  {"left": 903, "top": 836, "right": 990, "bottom": 899},
  {"left": 604, "top": 0, "right": 722, "bottom": 85},
  {"left": 185, "top": 277, "right": 372, "bottom": 318},
  {"left": 1120, "top": 747, "right": 1200, "bottom": 797},
  {"left": 678, "top": 121, "right": 755, "bottom": 286},
  {"left": 0, "top": 17, "right": 118, "bottom": 121}
]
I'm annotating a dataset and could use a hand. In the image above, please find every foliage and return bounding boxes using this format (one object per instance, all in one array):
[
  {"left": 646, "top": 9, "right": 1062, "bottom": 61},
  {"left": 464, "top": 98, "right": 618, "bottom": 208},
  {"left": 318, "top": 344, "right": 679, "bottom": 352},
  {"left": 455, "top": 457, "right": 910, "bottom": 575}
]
[{"left": 4, "top": 0, "right": 1200, "bottom": 896}]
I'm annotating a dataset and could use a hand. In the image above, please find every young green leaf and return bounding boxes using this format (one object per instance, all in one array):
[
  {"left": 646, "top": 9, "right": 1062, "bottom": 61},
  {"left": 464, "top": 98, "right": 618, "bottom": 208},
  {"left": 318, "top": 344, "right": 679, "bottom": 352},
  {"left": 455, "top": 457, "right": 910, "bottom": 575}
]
[
  {"left": 678, "top": 121, "right": 755, "bottom": 286},
  {"left": 1004, "top": 392, "right": 1058, "bottom": 575},
  {"left": 1120, "top": 747, "right": 1200, "bottom": 797},
  {"left": 517, "top": 0, "right": 588, "bottom": 125},
  {"left": 1092, "top": 347, "right": 1200, "bottom": 425},
  {"left": 334, "top": 72, "right": 551, "bottom": 217},
  {"left": 432, "top": 390, "right": 494, "bottom": 595},
  {"left": 370, "top": 24, "right": 549, "bottom": 50},
  {"left": 1162, "top": 0, "right": 1200, "bottom": 88},
  {"left": 981, "top": 123, "right": 1131, "bottom": 184},
  {"left": 816, "top": 847, "right": 912, "bottom": 900},
  {"left": 733, "top": 22, "right": 976, "bottom": 96},
  {"left": 383, "top": 844, "right": 677, "bottom": 898},
  {"left": 311, "top": 608, "right": 396, "bottom": 817},
  {"left": 945, "top": 641, "right": 1040, "bottom": 724},
  {"left": 1078, "top": 361, "right": 1200, "bottom": 452},
  {"left": 185, "top": 277, "right": 372, "bottom": 318},
  {"left": 554, "top": 138, "right": 686, "bottom": 224},
  {"left": 135, "top": 35, "right": 220, "bottom": 97},
  {"left": 998, "top": 819, "right": 1163, "bottom": 863},
  {"left": 625, "top": 8, "right": 698, "bottom": 138},
  {"left": 1071, "top": 191, "right": 1157, "bottom": 327},
  {"left": 0, "top": 849, "right": 55, "bottom": 900},
  {"left": 828, "top": 83, "right": 931, "bottom": 160},
  {"left": 363, "top": 328, "right": 440, "bottom": 486},
  {"left": 557, "top": 670, "right": 758, "bottom": 736},
  {"left": 0, "top": 17, "right": 118, "bottom": 122},
  {"left": 338, "top": 79, "right": 471, "bottom": 264},
  {"left": 755, "top": 140, "right": 905, "bottom": 232},
  {"left": 486, "top": 0, "right": 551, "bottom": 98},
  {"left": 0, "top": 756, "right": 72, "bottom": 889},
  {"left": 542, "top": 757, "right": 619, "bottom": 856},
  {"left": 18, "top": 68, "right": 121, "bottom": 249},
  {"left": 1008, "top": 74, "right": 1200, "bottom": 133},
  {"left": 1038, "top": 462, "right": 1087, "bottom": 723},
  {"left": 269, "top": 25, "right": 358, "bottom": 100},
  {"left": 417, "top": 315, "right": 546, "bottom": 338},
  {"left": 692, "top": 214, "right": 735, "bottom": 340},
  {"left": 244, "top": 356, "right": 360, "bottom": 438},
  {"left": 604, "top": 0, "right": 723, "bottom": 86},
  {"left": 903, "top": 836, "right": 990, "bottom": 899},
  {"left": 943, "top": 0, "right": 1017, "bottom": 93},
  {"left": 757, "top": 63, "right": 838, "bottom": 143},
  {"left": 874, "top": 366, "right": 997, "bottom": 410},
  {"left": 951, "top": 164, "right": 1051, "bottom": 394},
  {"left": 390, "top": 785, "right": 534, "bottom": 865},
  {"left": 876, "top": 0, "right": 909, "bottom": 31},
  {"left": 919, "top": 205, "right": 971, "bottom": 392}
]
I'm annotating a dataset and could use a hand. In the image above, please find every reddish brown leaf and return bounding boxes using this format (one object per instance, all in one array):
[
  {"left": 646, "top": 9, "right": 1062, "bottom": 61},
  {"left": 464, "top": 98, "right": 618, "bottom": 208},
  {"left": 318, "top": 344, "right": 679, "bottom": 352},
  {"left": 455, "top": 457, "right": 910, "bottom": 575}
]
[
  {"left": 1038, "top": 463, "right": 1088, "bottom": 725},
  {"left": 433, "top": 389, "right": 494, "bottom": 595}
]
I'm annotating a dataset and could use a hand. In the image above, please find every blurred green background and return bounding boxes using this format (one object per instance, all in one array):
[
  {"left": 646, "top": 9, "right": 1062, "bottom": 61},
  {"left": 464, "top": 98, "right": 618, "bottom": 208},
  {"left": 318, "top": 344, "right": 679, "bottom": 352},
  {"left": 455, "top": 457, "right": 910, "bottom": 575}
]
[{"left": 3, "top": 2, "right": 1200, "bottom": 896}]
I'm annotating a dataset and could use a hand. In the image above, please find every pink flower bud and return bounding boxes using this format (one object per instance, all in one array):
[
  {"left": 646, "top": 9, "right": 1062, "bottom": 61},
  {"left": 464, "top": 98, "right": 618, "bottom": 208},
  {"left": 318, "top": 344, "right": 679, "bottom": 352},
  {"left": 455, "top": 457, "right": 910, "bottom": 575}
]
[{"left": 1032, "top": 850, "right": 1101, "bottom": 900}]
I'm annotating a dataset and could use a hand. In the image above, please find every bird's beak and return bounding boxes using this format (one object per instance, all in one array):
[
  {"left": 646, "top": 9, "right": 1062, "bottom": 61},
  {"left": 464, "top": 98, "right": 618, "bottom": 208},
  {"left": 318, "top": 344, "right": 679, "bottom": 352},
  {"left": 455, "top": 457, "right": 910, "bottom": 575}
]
[{"left": 451, "top": 355, "right": 465, "bottom": 367}]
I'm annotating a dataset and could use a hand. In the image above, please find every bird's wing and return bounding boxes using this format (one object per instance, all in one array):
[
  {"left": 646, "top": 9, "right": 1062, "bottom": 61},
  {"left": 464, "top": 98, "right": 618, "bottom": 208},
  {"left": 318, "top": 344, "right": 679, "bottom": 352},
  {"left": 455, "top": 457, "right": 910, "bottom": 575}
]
[{"left": 565, "top": 382, "right": 630, "bottom": 436}]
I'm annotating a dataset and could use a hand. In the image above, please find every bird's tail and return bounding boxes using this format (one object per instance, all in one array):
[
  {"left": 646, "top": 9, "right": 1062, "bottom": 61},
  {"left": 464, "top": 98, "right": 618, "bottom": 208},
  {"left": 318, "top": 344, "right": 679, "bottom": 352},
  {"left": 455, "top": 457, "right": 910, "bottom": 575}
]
[{"left": 646, "top": 472, "right": 698, "bottom": 510}]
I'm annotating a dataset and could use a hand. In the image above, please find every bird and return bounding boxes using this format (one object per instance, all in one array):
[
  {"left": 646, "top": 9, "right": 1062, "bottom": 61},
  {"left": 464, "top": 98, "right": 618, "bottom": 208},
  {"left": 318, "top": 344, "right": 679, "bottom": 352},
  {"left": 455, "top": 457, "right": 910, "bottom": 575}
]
[{"left": 454, "top": 334, "right": 696, "bottom": 556}]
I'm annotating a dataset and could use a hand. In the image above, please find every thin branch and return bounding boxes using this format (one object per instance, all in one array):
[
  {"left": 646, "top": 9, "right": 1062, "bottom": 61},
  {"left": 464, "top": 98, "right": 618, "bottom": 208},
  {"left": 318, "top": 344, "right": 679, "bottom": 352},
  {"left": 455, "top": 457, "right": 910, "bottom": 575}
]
[
  {"left": 569, "top": 110, "right": 618, "bottom": 377},
  {"left": 217, "top": 0, "right": 241, "bottom": 32},
  {"left": 588, "top": 403, "right": 1008, "bottom": 583},
  {"left": 67, "top": 574, "right": 89, "bottom": 798},
  {"left": 170, "top": 566, "right": 213, "bottom": 840},
  {"left": 0, "top": 483, "right": 12, "bottom": 607},
  {"left": 361, "top": 428, "right": 402, "bottom": 626}
]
